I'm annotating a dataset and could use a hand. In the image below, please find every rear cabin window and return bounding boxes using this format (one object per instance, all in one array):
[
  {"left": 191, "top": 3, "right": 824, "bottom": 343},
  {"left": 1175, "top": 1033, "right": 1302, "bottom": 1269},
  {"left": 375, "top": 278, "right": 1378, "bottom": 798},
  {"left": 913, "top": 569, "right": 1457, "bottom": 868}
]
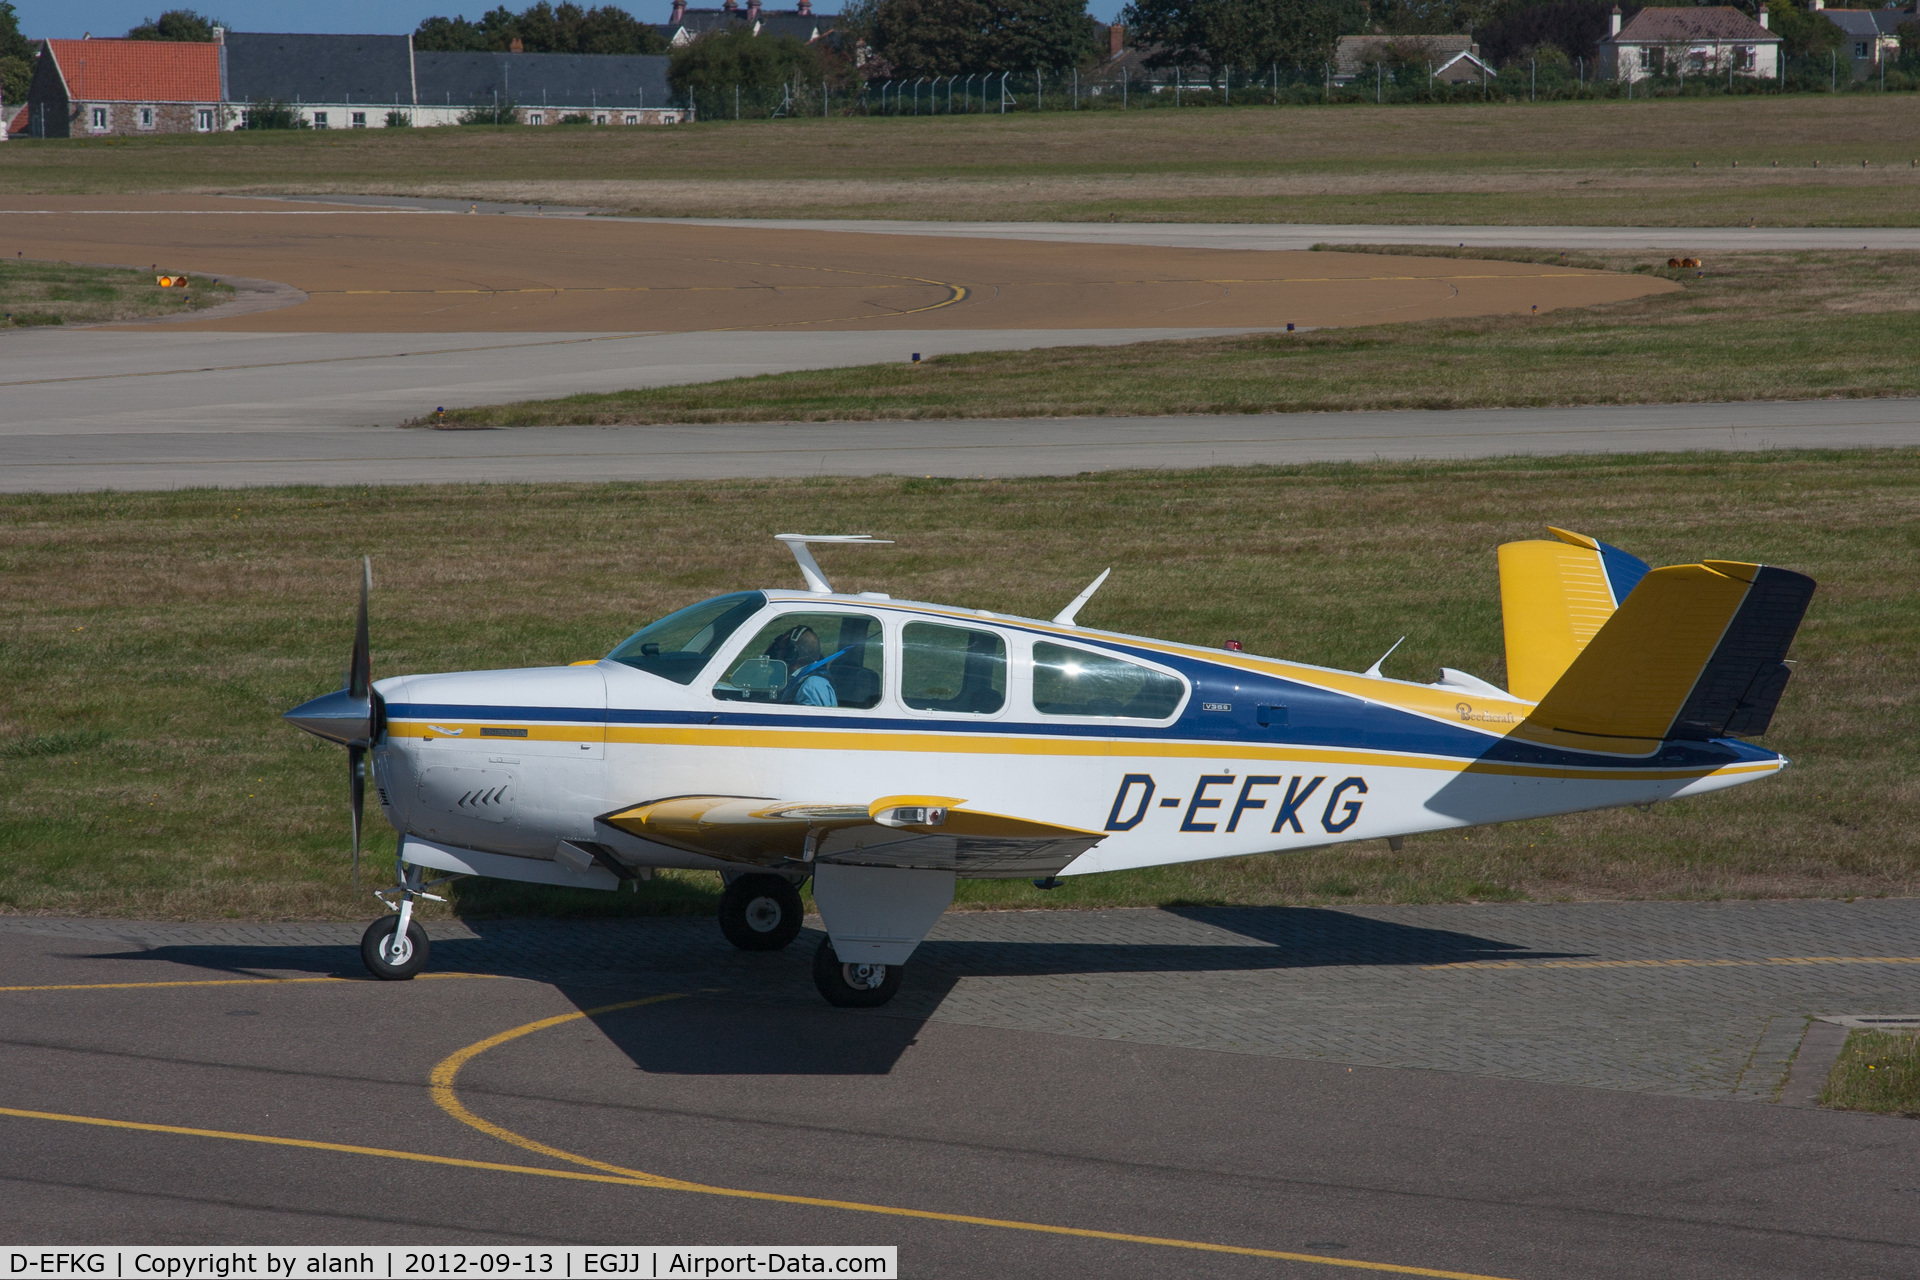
[
  {"left": 901, "top": 622, "right": 1006, "bottom": 714},
  {"left": 713, "top": 612, "right": 884, "bottom": 709},
  {"left": 1032, "top": 642, "right": 1184, "bottom": 719},
  {"left": 606, "top": 592, "right": 765, "bottom": 685}
]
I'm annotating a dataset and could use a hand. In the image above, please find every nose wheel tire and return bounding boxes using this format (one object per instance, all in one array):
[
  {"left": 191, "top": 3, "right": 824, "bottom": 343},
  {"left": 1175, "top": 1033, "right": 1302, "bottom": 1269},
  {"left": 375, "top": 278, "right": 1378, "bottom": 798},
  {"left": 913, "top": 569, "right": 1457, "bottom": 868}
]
[
  {"left": 811, "top": 937, "right": 903, "bottom": 1008},
  {"left": 361, "top": 915, "right": 430, "bottom": 980},
  {"left": 718, "top": 874, "right": 805, "bottom": 952}
]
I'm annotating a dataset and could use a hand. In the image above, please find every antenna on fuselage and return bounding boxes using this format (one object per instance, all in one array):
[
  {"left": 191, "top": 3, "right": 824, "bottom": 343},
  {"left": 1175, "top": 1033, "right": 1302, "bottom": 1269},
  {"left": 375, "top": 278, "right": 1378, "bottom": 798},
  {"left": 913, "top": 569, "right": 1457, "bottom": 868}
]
[
  {"left": 774, "top": 534, "right": 893, "bottom": 595},
  {"left": 1363, "top": 636, "right": 1406, "bottom": 679},
  {"left": 1052, "top": 568, "right": 1111, "bottom": 626}
]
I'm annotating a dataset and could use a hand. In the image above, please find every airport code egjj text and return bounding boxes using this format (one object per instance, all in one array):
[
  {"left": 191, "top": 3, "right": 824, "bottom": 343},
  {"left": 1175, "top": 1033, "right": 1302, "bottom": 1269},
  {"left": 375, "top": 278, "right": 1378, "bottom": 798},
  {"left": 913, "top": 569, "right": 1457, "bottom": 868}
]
[{"left": 6, "top": 1251, "right": 896, "bottom": 1280}]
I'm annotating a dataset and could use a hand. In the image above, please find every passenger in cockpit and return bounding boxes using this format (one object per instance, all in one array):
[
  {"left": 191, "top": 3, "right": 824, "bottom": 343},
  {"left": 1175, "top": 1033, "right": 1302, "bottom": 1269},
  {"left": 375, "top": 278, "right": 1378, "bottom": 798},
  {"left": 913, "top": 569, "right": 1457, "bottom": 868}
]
[{"left": 769, "top": 626, "right": 838, "bottom": 707}]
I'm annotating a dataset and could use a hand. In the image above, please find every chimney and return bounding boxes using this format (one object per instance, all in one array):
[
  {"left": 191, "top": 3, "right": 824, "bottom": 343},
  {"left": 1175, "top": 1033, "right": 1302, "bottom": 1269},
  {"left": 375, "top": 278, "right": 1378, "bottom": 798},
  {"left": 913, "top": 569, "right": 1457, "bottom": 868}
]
[
  {"left": 747, "top": 0, "right": 761, "bottom": 21},
  {"left": 797, "top": 0, "right": 812, "bottom": 14},
  {"left": 669, "top": 0, "right": 686, "bottom": 22},
  {"left": 212, "top": 25, "right": 225, "bottom": 43},
  {"left": 1809, "top": 0, "right": 1822, "bottom": 8},
  {"left": 509, "top": 35, "right": 523, "bottom": 52},
  {"left": 1110, "top": 22, "right": 1125, "bottom": 56},
  {"left": 1759, "top": 7, "right": 1769, "bottom": 27},
  {"left": 723, "top": 0, "right": 737, "bottom": 11},
  {"left": 1610, "top": 5, "right": 1622, "bottom": 35}
]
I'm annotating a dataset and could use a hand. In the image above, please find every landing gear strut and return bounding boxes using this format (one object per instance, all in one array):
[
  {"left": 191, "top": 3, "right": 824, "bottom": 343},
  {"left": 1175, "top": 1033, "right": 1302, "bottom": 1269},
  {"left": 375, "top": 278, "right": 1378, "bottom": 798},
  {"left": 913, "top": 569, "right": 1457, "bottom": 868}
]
[
  {"left": 811, "top": 937, "right": 903, "bottom": 1008},
  {"left": 718, "top": 873, "right": 804, "bottom": 951},
  {"left": 362, "top": 862, "right": 451, "bottom": 980}
]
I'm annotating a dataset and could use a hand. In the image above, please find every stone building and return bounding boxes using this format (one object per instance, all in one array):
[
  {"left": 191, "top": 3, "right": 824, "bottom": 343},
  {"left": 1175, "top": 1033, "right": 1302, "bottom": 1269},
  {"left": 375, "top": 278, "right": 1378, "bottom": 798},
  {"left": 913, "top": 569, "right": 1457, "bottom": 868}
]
[{"left": 13, "top": 36, "right": 225, "bottom": 138}]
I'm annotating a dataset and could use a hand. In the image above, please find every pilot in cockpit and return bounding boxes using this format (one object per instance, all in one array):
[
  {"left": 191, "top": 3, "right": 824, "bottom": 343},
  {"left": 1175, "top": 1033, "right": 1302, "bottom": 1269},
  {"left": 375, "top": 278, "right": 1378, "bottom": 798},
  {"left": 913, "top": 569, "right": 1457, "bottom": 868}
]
[{"left": 767, "top": 625, "right": 839, "bottom": 707}]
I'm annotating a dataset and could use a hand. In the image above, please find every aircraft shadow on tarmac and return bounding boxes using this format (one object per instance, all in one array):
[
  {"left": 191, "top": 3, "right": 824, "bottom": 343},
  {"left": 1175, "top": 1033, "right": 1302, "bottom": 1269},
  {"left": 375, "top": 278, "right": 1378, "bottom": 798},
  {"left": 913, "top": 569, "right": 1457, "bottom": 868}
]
[{"left": 79, "top": 907, "right": 1584, "bottom": 1076}]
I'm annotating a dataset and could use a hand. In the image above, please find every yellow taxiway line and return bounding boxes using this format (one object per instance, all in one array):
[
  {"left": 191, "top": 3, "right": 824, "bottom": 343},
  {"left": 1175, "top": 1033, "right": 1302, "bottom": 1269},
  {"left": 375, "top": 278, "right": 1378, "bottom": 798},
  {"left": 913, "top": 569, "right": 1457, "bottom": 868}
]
[
  {"left": 1425, "top": 955, "right": 1920, "bottom": 971},
  {"left": 425, "top": 993, "right": 1530, "bottom": 1280}
]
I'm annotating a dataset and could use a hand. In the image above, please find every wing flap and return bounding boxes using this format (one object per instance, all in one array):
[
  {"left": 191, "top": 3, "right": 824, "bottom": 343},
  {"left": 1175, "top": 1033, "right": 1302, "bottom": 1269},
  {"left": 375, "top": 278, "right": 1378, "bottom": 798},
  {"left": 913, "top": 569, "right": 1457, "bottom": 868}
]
[{"left": 600, "top": 793, "right": 1103, "bottom": 873}]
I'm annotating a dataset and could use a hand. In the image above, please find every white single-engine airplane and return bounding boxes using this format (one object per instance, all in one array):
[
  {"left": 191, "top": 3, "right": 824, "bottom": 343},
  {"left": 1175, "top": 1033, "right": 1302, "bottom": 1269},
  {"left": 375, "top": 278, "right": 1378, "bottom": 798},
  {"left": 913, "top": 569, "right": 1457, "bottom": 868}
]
[{"left": 285, "top": 531, "right": 1813, "bottom": 1007}]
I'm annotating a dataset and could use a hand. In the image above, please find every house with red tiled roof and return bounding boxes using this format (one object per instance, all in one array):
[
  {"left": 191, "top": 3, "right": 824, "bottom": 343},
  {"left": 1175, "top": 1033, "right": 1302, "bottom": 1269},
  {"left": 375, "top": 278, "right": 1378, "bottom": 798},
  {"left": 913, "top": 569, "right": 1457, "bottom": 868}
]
[
  {"left": 15, "top": 36, "right": 227, "bottom": 138},
  {"left": 1598, "top": 5, "right": 1782, "bottom": 81}
]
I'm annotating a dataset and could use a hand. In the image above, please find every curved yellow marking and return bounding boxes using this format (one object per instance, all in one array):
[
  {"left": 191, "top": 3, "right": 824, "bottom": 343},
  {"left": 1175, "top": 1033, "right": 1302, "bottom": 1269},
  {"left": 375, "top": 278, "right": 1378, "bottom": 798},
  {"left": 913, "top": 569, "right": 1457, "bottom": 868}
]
[
  {"left": 0, "top": 1105, "right": 669, "bottom": 1188},
  {"left": 1427, "top": 955, "right": 1920, "bottom": 972},
  {"left": 429, "top": 997, "right": 1528, "bottom": 1280},
  {"left": 0, "top": 973, "right": 499, "bottom": 994}
]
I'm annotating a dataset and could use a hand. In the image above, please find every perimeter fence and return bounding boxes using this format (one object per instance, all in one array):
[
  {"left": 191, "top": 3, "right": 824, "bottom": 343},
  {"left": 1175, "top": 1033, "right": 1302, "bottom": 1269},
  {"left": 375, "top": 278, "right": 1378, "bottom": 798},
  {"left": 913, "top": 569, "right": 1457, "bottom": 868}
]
[{"left": 683, "top": 53, "right": 1920, "bottom": 121}]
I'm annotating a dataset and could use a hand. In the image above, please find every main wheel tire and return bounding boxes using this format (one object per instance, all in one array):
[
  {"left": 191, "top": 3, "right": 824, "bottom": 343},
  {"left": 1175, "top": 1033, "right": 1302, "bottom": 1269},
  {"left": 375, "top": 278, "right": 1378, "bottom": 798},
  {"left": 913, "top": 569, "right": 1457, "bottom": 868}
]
[
  {"left": 811, "top": 937, "right": 903, "bottom": 1008},
  {"left": 361, "top": 915, "right": 430, "bottom": 980},
  {"left": 718, "top": 874, "right": 805, "bottom": 952}
]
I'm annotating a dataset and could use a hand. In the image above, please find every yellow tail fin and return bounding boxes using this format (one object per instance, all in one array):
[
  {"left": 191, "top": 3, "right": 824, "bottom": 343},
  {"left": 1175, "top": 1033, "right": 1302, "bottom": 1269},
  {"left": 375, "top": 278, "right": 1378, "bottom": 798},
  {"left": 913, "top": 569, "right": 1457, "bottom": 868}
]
[{"left": 1497, "top": 527, "right": 1651, "bottom": 701}]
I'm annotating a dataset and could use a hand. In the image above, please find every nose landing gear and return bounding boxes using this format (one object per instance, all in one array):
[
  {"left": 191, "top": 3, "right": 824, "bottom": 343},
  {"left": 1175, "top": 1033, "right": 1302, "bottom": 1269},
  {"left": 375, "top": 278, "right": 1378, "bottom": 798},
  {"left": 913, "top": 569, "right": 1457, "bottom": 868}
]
[{"left": 362, "top": 861, "right": 453, "bottom": 980}]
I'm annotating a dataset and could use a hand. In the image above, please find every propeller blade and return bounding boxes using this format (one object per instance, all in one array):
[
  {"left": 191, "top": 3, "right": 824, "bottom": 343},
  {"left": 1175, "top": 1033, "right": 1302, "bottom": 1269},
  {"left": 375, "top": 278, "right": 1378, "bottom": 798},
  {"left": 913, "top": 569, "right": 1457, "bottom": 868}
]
[
  {"left": 349, "top": 744, "right": 366, "bottom": 890},
  {"left": 347, "top": 556, "right": 372, "bottom": 699}
]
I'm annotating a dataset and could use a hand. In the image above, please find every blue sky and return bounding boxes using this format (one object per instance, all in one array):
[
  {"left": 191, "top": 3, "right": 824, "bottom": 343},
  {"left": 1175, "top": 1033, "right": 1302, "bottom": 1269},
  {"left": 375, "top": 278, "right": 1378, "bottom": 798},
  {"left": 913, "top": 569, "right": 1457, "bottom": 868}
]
[{"left": 14, "top": 0, "right": 1128, "bottom": 39}]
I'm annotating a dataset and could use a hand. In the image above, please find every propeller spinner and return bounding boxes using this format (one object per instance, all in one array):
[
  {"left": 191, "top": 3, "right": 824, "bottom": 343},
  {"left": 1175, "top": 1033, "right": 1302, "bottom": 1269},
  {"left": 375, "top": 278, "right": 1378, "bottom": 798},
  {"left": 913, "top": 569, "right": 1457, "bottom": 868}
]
[{"left": 282, "top": 557, "right": 383, "bottom": 887}]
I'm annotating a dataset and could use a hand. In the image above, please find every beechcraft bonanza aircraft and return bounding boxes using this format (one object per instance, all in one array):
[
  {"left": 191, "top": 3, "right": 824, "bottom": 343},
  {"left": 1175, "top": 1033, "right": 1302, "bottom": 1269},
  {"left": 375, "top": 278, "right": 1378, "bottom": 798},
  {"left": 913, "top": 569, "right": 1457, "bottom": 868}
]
[{"left": 284, "top": 531, "right": 1813, "bottom": 1006}]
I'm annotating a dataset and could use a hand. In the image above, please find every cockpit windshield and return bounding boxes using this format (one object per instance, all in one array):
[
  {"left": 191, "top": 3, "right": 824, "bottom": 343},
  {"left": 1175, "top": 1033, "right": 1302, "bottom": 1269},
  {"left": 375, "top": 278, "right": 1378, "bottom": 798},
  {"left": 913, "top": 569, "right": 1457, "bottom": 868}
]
[{"left": 606, "top": 592, "right": 766, "bottom": 684}]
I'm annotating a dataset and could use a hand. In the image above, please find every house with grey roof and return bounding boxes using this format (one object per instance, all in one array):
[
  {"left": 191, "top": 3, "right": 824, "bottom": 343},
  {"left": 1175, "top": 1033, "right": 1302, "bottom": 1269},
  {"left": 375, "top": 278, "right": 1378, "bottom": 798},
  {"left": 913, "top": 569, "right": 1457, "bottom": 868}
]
[
  {"left": 662, "top": 0, "right": 838, "bottom": 48},
  {"left": 413, "top": 50, "right": 680, "bottom": 125},
  {"left": 216, "top": 29, "right": 683, "bottom": 128},
  {"left": 223, "top": 31, "right": 416, "bottom": 128},
  {"left": 1334, "top": 34, "right": 1487, "bottom": 84},
  {"left": 1598, "top": 5, "right": 1782, "bottom": 81},
  {"left": 1813, "top": 0, "right": 1916, "bottom": 78}
]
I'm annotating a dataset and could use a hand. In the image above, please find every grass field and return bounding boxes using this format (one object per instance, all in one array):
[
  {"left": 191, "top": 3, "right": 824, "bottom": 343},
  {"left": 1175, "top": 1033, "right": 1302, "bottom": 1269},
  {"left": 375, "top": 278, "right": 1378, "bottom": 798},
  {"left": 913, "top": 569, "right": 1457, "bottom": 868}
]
[
  {"left": 0, "top": 259, "right": 233, "bottom": 327},
  {"left": 1822, "top": 1030, "right": 1920, "bottom": 1118},
  {"left": 433, "top": 248, "right": 1920, "bottom": 426},
  {"left": 2, "top": 451, "right": 1915, "bottom": 923},
  {"left": 4, "top": 97, "right": 1920, "bottom": 225}
]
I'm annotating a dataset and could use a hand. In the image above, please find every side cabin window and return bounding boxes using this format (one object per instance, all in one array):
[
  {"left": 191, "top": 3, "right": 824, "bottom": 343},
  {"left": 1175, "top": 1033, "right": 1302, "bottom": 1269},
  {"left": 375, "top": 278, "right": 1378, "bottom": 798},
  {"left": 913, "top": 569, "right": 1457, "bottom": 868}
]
[
  {"left": 607, "top": 591, "right": 765, "bottom": 685},
  {"left": 1032, "top": 642, "right": 1184, "bottom": 720},
  {"left": 713, "top": 612, "right": 884, "bottom": 709},
  {"left": 901, "top": 622, "right": 1005, "bottom": 715}
]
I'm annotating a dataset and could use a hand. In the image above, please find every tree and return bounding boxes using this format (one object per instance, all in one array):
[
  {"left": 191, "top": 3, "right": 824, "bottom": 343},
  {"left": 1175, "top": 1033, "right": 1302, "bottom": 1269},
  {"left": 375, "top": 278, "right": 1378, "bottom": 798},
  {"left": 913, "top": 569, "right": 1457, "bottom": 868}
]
[
  {"left": 1476, "top": 0, "right": 1632, "bottom": 66},
  {"left": 413, "top": 4, "right": 667, "bottom": 55},
  {"left": 669, "top": 27, "right": 821, "bottom": 95},
  {"left": 125, "top": 9, "right": 224, "bottom": 40},
  {"left": 1, "top": 0, "right": 31, "bottom": 104},
  {"left": 872, "top": 0, "right": 990, "bottom": 74},
  {"left": 1764, "top": 0, "right": 1842, "bottom": 60},
  {"left": 1121, "top": 0, "right": 1365, "bottom": 72},
  {"left": 870, "top": 0, "right": 1099, "bottom": 75}
]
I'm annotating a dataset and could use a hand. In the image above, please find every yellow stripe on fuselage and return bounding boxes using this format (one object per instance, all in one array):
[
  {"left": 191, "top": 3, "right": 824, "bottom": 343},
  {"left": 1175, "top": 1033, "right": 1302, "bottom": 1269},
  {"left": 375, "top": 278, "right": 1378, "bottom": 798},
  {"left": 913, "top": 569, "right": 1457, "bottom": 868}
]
[{"left": 387, "top": 719, "right": 1777, "bottom": 784}]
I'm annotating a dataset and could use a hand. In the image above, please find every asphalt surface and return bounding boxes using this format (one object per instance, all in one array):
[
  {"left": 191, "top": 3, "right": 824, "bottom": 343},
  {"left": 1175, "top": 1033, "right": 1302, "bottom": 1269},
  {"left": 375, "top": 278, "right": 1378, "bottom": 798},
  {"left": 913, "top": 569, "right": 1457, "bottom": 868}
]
[
  {"left": 5, "top": 396, "right": 1916, "bottom": 492},
  {"left": 649, "top": 218, "right": 1920, "bottom": 253},
  {"left": 2, "top": 905, "right": 1917, "bottom": 1275}
]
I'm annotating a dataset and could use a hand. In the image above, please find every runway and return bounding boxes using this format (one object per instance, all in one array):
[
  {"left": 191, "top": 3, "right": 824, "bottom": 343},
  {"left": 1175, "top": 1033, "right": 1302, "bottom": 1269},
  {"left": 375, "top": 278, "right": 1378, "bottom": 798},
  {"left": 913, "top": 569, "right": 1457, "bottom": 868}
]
[
  {"left": 5, "top": 197, "right": 1914, "bottom": 492},
  {"left": 2, "top": 903, "right": 1916, "bottom": 1274},
  {"left": 5, "top": 397, "right": 1915, "bottom": 492}
]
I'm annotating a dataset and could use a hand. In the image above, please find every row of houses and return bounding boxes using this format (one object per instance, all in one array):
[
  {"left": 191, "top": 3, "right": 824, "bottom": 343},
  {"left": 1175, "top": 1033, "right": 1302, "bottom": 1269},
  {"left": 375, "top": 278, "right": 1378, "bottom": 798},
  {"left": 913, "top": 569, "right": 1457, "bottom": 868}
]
[{"left": 5, "top": 7, "right": 842, "bottom": 139}]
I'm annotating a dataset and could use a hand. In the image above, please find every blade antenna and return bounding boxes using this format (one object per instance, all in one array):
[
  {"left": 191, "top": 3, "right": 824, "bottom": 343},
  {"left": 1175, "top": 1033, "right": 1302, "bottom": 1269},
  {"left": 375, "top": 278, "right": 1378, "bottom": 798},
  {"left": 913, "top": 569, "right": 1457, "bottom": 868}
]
[
  {"left": 774, "top": 534, "right": 893, "bottom": 595},
  {"left": 1052, "top": 568, "right": 1111, "bottom": 627},
  {"left": 1363, "top": 636, "right": 1406, "bottom": 679}
]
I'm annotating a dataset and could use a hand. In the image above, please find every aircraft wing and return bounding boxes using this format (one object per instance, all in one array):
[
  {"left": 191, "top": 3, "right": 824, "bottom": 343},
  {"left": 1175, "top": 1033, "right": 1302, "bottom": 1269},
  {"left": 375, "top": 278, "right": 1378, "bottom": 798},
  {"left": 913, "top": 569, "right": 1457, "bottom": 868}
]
[{"left": 599, "top": 794, "right": 1104, "bottom": 876}]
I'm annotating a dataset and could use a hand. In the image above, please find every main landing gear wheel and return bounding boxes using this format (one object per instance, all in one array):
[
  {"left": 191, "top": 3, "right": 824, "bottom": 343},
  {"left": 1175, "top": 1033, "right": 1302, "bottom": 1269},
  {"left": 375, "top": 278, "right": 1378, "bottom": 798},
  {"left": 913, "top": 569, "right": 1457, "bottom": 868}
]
[
  {"left": 361, "top": 914, "right": 430, "bottom": 980},
  {"left": 812, "top": 937, "right": 903, "bottom": 1008},
  {"left": 718, "top": 874, "right": 805, "bottom": 952}
]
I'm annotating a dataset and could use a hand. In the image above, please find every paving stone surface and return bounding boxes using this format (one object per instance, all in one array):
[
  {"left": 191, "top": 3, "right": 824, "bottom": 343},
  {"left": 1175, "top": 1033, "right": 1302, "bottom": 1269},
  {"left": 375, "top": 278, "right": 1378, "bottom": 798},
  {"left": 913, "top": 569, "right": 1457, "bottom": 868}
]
[{"left": 4, "top": 900, "right": 1915, "bottom": 1103}]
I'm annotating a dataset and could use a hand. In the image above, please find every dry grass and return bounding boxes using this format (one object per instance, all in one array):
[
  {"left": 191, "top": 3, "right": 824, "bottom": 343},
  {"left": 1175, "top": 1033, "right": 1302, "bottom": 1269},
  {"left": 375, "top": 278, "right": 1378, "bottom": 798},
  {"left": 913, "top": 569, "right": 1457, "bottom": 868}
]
[
  {"left": 432, "top": 249, "right": 1920, "bottom": 426},
  {"left": 2, "top": 451, "right": 1916, "bottom": 922},
  {"left": 0, "top": 259, "right": 233, "bottom": 327},
  {"left": 1822, "top": 1031, "right": 1920, "bottom": 1118},
  {"left": 4, "top": 96, "right": 1919, "bottom": 225}
]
